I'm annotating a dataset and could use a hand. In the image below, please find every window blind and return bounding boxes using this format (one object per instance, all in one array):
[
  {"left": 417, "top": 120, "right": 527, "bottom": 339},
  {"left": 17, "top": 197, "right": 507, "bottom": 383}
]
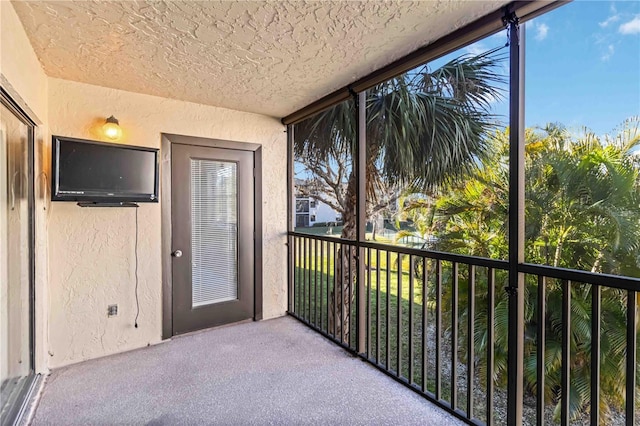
[{"left": 191, "top": 159, "right": 238, "bottom": 307}]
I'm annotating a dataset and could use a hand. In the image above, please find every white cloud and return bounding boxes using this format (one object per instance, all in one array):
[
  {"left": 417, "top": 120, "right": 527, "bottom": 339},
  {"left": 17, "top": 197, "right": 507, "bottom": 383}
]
[
  {"left": 466, "top": 43, "right": 486, "bottom": 56},
  {"left": 592, "top": 33, "right": 607, "bottom": 45},
  {"left": 535, "top": 23, "right": 549, "bottom": 41},
  {"left": 619, "top": 16, "right": 640, "bottom": 35},
  {"left": 599, "top": 14, "right": 620, "bottom": 28},
  {"left": 601, "top": 44, "right": 615, "bottom": 61}
]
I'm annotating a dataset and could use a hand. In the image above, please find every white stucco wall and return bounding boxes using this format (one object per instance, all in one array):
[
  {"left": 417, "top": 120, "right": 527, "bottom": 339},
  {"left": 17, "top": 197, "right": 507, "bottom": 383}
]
[
  {"left": 1, "top": 1, "right": 50, "bottom": 375},
  {"left": 47, "top": 78, "right": 287, "bottom": 368},
  {"left": 312, "top": 200, "right": 339, "bottom": 225}
]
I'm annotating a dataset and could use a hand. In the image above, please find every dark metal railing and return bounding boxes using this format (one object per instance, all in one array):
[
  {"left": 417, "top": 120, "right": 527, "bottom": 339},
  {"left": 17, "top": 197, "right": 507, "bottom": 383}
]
[
  {"left": 521, "top": 263, "right": 639, "bottom": 426},
  {"left": 287, "top": 232, "right": 640, "bottom": 426}
]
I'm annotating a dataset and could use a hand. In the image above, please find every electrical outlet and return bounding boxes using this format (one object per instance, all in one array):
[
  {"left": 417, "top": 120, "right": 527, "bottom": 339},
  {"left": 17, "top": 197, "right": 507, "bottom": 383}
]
[{"left": 108, "top": 304, "right": 118, "bottom": 317}]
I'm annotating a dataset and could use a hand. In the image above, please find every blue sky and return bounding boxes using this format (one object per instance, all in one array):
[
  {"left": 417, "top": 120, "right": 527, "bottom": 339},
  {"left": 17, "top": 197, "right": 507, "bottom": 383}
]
[
  {"left": 436, "top": 0, "right": 640, "bottom": 137},
  {"left": 524, "top": 0, "right": 639, "bottom": 136}
]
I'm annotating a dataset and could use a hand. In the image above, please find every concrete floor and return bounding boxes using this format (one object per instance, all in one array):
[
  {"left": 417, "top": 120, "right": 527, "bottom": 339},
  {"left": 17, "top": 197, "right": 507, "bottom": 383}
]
[{"left": 32, "top": 316, "right": 463, "bottom": 425}]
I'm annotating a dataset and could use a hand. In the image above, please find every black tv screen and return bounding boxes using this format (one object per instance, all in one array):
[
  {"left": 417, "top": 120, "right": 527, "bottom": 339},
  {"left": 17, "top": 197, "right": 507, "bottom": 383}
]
[{"left": 52, "top": 136, "right": 159, "bottom": 203}]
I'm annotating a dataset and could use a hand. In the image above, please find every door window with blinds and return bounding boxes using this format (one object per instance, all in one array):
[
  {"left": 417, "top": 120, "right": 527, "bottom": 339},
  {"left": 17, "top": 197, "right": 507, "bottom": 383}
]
[{"left": 190, "top": 159, "right": 238, "bottom": 307}]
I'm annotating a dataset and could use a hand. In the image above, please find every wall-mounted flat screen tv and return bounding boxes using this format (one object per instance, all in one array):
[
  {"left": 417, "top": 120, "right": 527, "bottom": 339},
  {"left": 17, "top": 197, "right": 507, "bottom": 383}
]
[{"left": 51, "top": 136, "right": 159, "bottom": 203}]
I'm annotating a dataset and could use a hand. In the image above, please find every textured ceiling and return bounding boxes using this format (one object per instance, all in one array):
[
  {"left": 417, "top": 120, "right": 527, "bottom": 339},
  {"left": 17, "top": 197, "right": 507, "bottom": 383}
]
[{"left": 12, "top": 0, "right": 509, "bottom": 118}]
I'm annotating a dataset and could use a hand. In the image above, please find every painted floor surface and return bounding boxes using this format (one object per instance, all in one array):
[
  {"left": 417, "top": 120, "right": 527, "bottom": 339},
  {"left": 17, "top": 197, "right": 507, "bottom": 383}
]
[{"left": 33, "top": 316, "right": 463, "bottom": 425}]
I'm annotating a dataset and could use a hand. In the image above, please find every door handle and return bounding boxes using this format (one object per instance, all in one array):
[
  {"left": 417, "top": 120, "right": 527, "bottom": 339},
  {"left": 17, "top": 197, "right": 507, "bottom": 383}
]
[{"left": 172, "top": 250, "right": 183, "bottom": 258}]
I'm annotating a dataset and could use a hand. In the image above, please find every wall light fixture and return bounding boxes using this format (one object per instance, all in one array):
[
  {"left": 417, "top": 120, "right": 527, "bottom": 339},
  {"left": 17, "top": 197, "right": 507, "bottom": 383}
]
[{"left": 103, "top": 115, "right": 122, "bottom": 140}]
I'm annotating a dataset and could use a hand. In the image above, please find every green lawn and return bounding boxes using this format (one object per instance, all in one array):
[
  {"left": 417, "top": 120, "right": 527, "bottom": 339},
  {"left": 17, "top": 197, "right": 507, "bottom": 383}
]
[{"left": 293, "top": 226, "right": 344, "bottom": 236}]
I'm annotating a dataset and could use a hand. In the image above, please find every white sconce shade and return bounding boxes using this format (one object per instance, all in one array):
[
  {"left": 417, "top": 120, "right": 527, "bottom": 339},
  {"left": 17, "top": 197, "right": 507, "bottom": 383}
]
[{"left": 103, "top": 115, "right": 122, "bottom": 140}]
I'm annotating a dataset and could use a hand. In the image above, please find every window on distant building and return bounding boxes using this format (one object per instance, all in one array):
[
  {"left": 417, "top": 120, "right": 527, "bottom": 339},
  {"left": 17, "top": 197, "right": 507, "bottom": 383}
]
[{"left": 295, "top": 199, "right": 309, "bottom": 213}]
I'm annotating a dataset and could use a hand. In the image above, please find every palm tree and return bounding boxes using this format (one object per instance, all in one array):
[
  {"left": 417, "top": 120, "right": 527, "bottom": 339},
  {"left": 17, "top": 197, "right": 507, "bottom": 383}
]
[
  {"left": 293, "top": 47, "right": 507, "bottom": 341},
  {"left": 431, "top": 122, "right": 640, "bottom": 421},
  {"left": 526, "top": 121, "right": 640, "bottom": 277},
  {"left": 524, "top": 121, "right": 639, "bottom": 422}
]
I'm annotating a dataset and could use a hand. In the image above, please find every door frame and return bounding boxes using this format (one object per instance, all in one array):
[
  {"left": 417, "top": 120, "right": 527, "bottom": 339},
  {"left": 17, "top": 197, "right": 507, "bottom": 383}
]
[
  {"left": 161, "top": 133, "right": 262, "bottom": 339},
  {"left": 0, "top": 87, "right": 37, "bottom": 425}
]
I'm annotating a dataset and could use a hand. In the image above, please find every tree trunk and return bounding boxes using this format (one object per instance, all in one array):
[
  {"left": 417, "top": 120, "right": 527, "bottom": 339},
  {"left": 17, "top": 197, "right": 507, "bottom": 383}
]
[
  {"left": 554, "top": 226, "right": 571, "bottom": 268},
  {"left": 328, "top": 172, "right": 357, "bottom": 343},
  {"left": 591, "top": 251, "right": 604, "bottom": 273}
]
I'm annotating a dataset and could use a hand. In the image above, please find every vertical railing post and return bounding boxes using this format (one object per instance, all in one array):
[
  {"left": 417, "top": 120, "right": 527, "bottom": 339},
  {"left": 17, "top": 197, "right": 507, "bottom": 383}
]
[
  {"left": 435, "top": 259, "right": 442, "bottom": 399},
  {"left": 590, "top": 284, "right": 601, "bottom": 426},
  {"left": 355, "top": 90, "right": 367, "bottom": 354},
  {"left": 334, "top": 242, "right": 339, "bottom": 338},
  {"left": 451, "top": 262, "right": 459, "bottom": 409},
  {"left": 308, "top": 238, "right": 312, "bottom": 323},
  {"left": 422, "top": 257, "right": 428, "bottom": 393},
  {"left": 626, "top": 290, "right": 637, "bottom": 426},
  {"left": 506, "top": 9, "right": 525, "bottom": 426},
  {"left": 487, "top": 268, "right": 495, "bottom": 426},
  {"left": 386, "top": 250, "right": 391, "bottom": 369},
  {"left": 286, "top": 125, "right": 294, "bottom": 313},
  {"left": 537, "top": 275, "right": 546, "bottom": 426},
  {"left": 409, "top": 255, "right": 415, "bottom": 384},
  {"left": 467, "top": 264, "right": 476, "bottom": 419},
  {"left": 314, "top": 238, "right": 319, "bottom": 326},
  {"left": 397, "top": 259, "right": 403, "bottom": 377},
  {"left": 320, "top": 239, "right": 325, "bottom": 332},
  {"left": 376, "top": 249, "right": 381, "bottom": 364},
  {"left": 561, "top": 280, "right": 572, "bottom": 426},
  {"left": 367, "top": 248, "right": 372, "bottom": 358}
]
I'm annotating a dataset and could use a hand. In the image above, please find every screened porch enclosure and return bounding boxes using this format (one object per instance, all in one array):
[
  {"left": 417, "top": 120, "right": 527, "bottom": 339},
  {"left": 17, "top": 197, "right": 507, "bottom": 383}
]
[
  {"left": 286, "top": 2, "right": 640, "bottom": 426},
  {"left": 5, "top": 0, "right": 639, "bottom": 424}
]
